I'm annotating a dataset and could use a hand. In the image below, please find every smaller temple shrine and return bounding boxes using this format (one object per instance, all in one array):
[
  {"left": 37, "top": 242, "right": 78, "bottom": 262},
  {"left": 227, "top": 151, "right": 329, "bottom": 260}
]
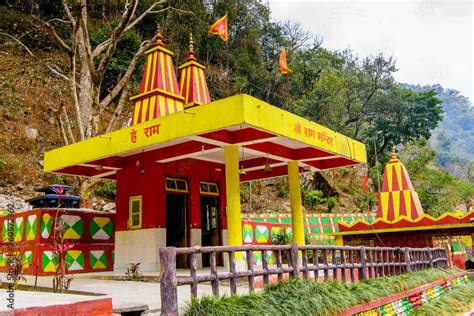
[{"left": 333, "top": 148, "right": 473, "bottom": 269}]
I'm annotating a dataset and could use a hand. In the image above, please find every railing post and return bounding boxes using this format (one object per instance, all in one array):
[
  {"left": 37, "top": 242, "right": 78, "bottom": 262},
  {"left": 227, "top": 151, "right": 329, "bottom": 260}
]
[
  {"left": 358, "top": 246, "right": 367, "bottom": 280},
  {"left": 444, "top": 247, "right": 450, "bottom": 269},
  {"left": 289, "top": 242, "right": 300, "bottom": 279},
  {"left": 404, "top": 247, "right": 412, "bottom": 273},
  {"left": 427, "top": 249, "right": 433, "bottom": 268},
  {"left": 160, "top": 247, "right": 178, "bottom": 316}
]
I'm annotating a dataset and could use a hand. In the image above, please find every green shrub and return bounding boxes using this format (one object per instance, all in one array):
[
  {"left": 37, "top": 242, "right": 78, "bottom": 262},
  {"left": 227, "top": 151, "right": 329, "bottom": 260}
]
[
  {"left": 271, "top": 227, "right": 292, "bottom": 246},
  {"left": 304, "top": 190, "right": 326, "bottom": 209},
  {"left": 414, "top": 282, "right": 474, "bottom": 315},
  {"left": 326, "top": 196, "right": 338, "bottom": 211},
  {"left": 185, "top": 269, "right": 461, "bottom": 316},
  {"left": 276, "top": 178, "right": 289, "bottom": 197},
  {"left": 95, "top": 181, "right": 116, "bottom": 200}
]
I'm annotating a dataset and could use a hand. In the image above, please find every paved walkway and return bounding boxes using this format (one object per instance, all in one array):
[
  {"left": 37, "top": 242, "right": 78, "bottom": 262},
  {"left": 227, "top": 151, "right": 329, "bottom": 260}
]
[
  {"left": 0, "top": 271, "right": 250, "bottom": 314},
  {"left": 0, "top": 266, "right": 332, "bottom": 314}
]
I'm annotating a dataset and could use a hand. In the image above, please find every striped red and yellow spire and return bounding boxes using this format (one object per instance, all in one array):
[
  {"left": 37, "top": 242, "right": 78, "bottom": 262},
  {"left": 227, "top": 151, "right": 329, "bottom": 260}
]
[
  {"left": 130, "top": 25, "right": 185, "bottom": 125},
  {"left": 376, "top": 147, "right": 424, "bottom": 221},
  {"left": 178, "top": 33, "right": 211, "bottom": 108}
]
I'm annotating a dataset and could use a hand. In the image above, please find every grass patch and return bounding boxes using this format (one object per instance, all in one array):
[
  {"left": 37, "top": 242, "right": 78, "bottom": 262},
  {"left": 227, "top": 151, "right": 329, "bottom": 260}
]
[
  {"left": 413, "top": 282, "right": 474, "bottom": 316},
  {"left": 185, "top": 269, "right": 462, "bottom": 315}
]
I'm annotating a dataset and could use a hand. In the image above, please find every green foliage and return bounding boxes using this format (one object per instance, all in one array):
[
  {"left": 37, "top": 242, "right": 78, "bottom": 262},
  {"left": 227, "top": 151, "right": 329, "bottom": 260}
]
[
  {"left": 0, "top": 158, "right": 6, "bottom": 169},
  {"left": 125, "top": 263, "right": 143, "bottom": 281},
  {"left": 54, "top": 174, "right": 64, "bottom": 185},
  {"left": 326, "top": 196, "right": 338, "bottom": 212},
  {"left": 408, "top": 84, "right": 474, "bottom": 163},
  {"left": 399, "top": 140, "right": 474, "bottom": 216},
  {"left": 354, "top": 192, "right": 377, "bottom": 212},
  {"left": 271, "top": 227, "right": 292, "bottom": 246},
  {"left": 275, "top": 178, "right": 289, "bottom": 198},
  {"left": 185, "top": 269, "right": 456, "bottom": 315},
  {"left": 0, "top": 7, "right": 58, "bottom": 50},
  {"left": 414, "top": 282, "right": 474, "bottom": 315},
  {"left": 95, "top": 181, "right": 117, "bottom": 200},
  {"left": 338, "top": 167, "right": 348, "bottom": 176},
  {"left": 304, "top": 190, "right": 326, "bottom": 209}
]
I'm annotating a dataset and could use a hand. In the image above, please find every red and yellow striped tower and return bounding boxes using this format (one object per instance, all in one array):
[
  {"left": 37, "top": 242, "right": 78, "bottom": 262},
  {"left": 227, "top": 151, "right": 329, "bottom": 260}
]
[
  {"left": 376, "top": 147, "right": 424, "bottom": 221},
  {"left": 130, "top": 26, "right": 185, "bottom": 125},
  {"left": 178, "top": 33, "right": 211, "bottom": 108}
]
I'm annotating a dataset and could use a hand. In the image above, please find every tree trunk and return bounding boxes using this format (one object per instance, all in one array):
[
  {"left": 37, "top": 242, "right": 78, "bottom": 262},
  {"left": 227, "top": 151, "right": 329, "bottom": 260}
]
[{"left": 79, "top": 178, "right": 99, "bottom": 209}]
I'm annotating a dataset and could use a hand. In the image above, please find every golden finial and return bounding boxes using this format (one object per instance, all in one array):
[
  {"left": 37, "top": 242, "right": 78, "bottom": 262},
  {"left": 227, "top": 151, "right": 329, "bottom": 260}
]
[
  {"left": 391, "top": 146, "right": 397, "bottom": 159},
  {"left": 156, "top": 23, "right": 161, "bottom": 36},
  {"left": 189, "top": 32, "right": 194, "bottom": 52},
  {"left": 155, "top": 23, "right": 164, "bottom": 46}
]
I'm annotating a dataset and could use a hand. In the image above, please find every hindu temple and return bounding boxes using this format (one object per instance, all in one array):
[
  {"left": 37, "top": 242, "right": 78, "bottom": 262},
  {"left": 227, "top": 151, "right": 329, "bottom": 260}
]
[{"left": 42, "top": 30, "right": 366, "bottom": 271}]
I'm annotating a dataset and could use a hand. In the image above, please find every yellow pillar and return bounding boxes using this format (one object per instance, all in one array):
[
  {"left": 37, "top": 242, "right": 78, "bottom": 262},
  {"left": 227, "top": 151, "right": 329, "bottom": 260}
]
[
  {"left": 288, "top": 160, "right": 305, "bottom": 246},
  {"left": 224, "top": 145, "right": 243, "bottom": 249}
]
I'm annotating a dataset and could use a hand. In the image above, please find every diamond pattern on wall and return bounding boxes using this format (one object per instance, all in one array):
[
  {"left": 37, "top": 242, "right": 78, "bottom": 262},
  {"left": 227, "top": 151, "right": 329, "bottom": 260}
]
[
  {"left": 255, "top": 225, "right": 269, "bottom": 243},
  {"left": 66, "top": 250, "right": 84, "bottom": 271},
  {"left": 89, "top": 250, "right": 107, "bottom": 269},
  {"left": 243, "top": 224, "right": 253, "bottom": 243},
  {"left": 26, "top": 215, "right": 37, "bottom": 241},
  {"left": 42, "top": 251, "right": 57, "bottom": 272},
  {"left": 60, "top": 215, "right": 84, "bottom": 239},
  {"left": 90, "top": 217, "right": 113, "bottom": 240},
  {"left": 266, "top": 251, "right": 275, "bottom": 264},
  {"left": 41, "top": 214, "right": 52, "bottom": 239},
  {"left": 0, "top": 253, "right": 6, "bottom": 267},
  {"left": 253, "top": 251, "right": 262, "bottom": 265},
  {"left": 2, "top": 220, "right": 8, "bottom": 242},
  {"left": 22, "top": 251, "right": 33, "bottom": 266},
  {"left": 14, "top": 217, "right": 24, "bottom": 242}
]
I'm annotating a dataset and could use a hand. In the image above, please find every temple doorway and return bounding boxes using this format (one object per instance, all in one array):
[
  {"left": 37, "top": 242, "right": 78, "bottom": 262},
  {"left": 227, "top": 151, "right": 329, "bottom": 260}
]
[
  {"left": 165, "top": 179, "right": 189, "bottom": 268},
  {"left": 201, "top": 196, "right": 221, "bottom": 266}
]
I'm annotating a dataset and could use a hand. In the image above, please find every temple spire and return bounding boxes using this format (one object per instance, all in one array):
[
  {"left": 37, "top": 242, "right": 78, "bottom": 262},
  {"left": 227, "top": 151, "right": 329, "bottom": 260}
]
[
  {"left": 178, "top": 33, "right": 211, "bottom": 108},
  {"left": 376, "top": 148, "right": 424, "bottom": 222},
  {"left": 129, "top": 25, "right": 184, "bottom": 125}
]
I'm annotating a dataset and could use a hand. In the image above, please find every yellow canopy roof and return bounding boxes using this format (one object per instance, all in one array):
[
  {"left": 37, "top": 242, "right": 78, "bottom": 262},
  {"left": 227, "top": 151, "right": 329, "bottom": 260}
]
[{"left": 44, "top": 94, "right": 367, "bottom": 180}]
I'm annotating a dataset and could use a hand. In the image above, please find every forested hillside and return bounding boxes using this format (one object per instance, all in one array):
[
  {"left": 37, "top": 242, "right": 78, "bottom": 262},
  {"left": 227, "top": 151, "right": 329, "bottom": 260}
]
[
  {"left": 404, "top": 84, "right": 473, "bottom": 180},
  {"left": 0, "top": 0, "right": 472, "bottom": 215}
]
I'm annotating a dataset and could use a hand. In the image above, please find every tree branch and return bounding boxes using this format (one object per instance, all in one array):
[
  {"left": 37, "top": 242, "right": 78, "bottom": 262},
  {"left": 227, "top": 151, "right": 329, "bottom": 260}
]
[
  {"left": 61, "top": 0, "right": 76, "bottom": 26},
  {"left": 57, "top": 109, "right": 69, "bottom": 145},
  {"left": 106, "top": 84, "right": 130, "bottom": 133},
  {"left": 41, "top": 20, "right": 73, "bottom": 54},
  {"left": 92, "top": 1, "right": 168, "bottom": 58},
  {"left": 0, "top": 32, "right": 69, "bottom": 81},
  {"left": 99, "top": 39, "right": 153, "bottom": 112},
  {"left": 94, "top": 0, "right": 140, "bottom": 80},
  {"left": 62, "top": 105, "right": 76, "bottom": 143},
  {"left": 76, "top": 2, "right": 96, "bottom": 81}
]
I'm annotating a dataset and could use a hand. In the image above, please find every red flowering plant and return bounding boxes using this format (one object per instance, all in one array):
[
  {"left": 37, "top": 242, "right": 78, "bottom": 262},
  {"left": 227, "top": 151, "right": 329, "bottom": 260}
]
[
  {"left": 50, "top": 218, "right": 75, "bottom": 292},
  {"left": 50, "top": 184, "right": 74, "bottom": 293}
]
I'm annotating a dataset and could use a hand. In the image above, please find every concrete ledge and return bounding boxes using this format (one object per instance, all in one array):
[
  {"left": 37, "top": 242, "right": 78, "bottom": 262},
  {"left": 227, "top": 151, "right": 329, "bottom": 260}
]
[{"left": 3, "top": 297, "right": 112, "bottom": 316}]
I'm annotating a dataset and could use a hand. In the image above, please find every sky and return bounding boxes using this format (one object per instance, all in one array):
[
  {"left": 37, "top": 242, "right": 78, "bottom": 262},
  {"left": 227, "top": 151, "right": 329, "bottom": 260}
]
[{"left": 268, "top": 0, "right": 473, "bottom": 102}]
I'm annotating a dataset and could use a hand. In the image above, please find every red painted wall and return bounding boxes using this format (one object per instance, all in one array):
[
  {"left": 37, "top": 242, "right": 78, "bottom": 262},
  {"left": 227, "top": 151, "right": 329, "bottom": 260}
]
[{"left": 115, "top": 155, "right": 227, "bottom": 235}]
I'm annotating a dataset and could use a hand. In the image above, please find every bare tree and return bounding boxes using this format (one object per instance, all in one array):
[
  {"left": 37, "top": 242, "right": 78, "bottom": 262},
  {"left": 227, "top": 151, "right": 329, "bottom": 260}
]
[
  {"left": 280, "top": 19, "right": 313, "bottom": 51},
  {"left": 0, "top": 0, "right": 195, "bottom": 195},
  {"left": 1, "top": 0, "right": 176, "bottom": 141}
]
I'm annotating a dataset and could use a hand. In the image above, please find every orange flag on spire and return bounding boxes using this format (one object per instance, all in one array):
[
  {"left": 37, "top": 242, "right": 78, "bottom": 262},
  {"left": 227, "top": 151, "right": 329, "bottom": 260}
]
[
  {"left": 210, "top": 14, "right": 228, "bottom": 42},
  {"left": 279, "top": 48, "right": 291, "bottom": 74}
]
